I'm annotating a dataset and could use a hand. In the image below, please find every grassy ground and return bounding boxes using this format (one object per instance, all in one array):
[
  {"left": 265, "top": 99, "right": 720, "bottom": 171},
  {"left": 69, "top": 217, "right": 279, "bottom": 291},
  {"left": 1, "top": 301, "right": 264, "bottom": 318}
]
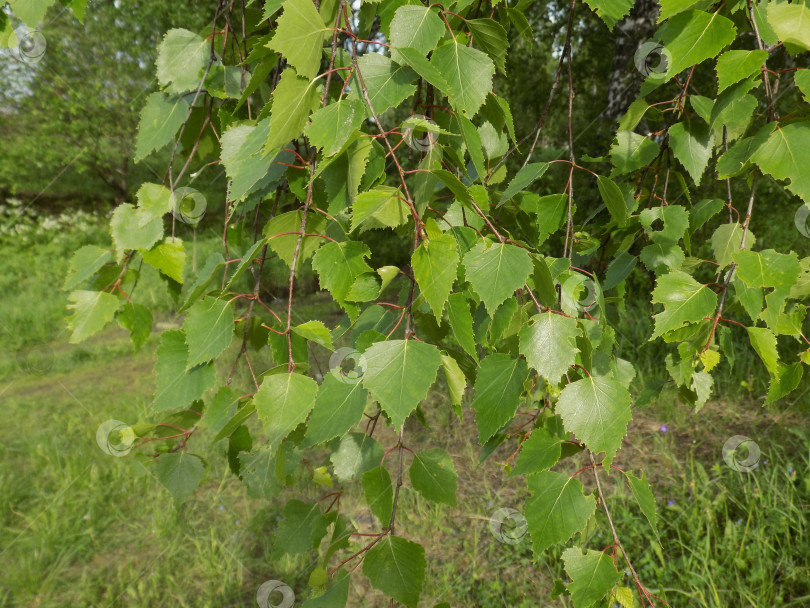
[{"left": 1, "top": 209, "right": 809, "bottom": 607}]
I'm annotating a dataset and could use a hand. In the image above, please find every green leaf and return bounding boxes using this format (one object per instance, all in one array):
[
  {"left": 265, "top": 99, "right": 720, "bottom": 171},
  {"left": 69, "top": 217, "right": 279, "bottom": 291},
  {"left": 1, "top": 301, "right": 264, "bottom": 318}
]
[
  {"left": 734, "top": 273, "right": 764, "bottom": 322},
  {"left": 733, "top": 249, "right": 801, "bottom": 290},
  {"left": 236, "top": 55, "right": 279, "bottom": 110},
  {"left": 393, "top": 46, "right": 452, "bottom": 93},
  {"left": 305, "top": 99, "right": 366, "bottom": 157},
  {"left": 412, "top": 220, "right": 460, "bottom": 319},
  {"left": 478, "top": 121, "right": 508, "bottom": 159},
  {"left": 221, "top": 119, "right": 291, "bottom": 202},
  {"left": 626, "top": 470, "right": 659, "bottom": 535},
  {"left": 640, "top": 243, "right": 685, "bottom": 271},
  {"left": 117, "top": 301, "right": 153, "bottom": 354},
  {"left": 603, "top": 252, "right": 637, "bottom": 291},
  {"left": 669, "top": 120, "right": 712, "bottom": 184},
  {"left": 153, "top": 452, "right": 205, "bottom": 506},
  {"left": 751, "top": 0, "right": 780, "bottom": 46},
  {"left": 711, "top": 223, "right": 753, "bottom": 268},
  {"left": 378, "top": 265, "right": 400, "bottom": 291},
  {"left": 511, "top": 427, "right": 562, "bottom": 476},
  {"left": 180, "top": 253, "right": 225, "bottom": 312},
  {"left": 351, "top": 53, "right": 417, "bottom": 115},
  {"left": 200, "top": 386, "right": 240, "bottom": 433},
  {"left": 795, "top": 70, "right": 810, "bottom": 103},
  {"left": 268, "top": 0, "right": 330, "bottom": 78},
  {"left": 532, "top": 256, "right": 559, "bottom": 306},
  {"left": 262, "top": 0, "right": 286, "bottom": 20},
  {"left": 254, "top": 372, "right": 319, "bottom": 449},
  {"left": 409, "top": 146, "right": 442, "bottom": 216},
  {"left": 746, "top": 326, "right": 779, "bottom": 376},
  {"left": 431, "top": 41, "right": 494, "bottom": 116},
  {"left": 347, "top": 273, "right": 381, "bottom": 301},
  {"left": 182, "top": 297, "right": 234, "bottom": 367},
  {"left": 710, "top": 76, "right": 759, "bottom": 134},
  {"left": 656, "top": 11, "right": 737, "bottom": 83},
  {"left": 639, "top": 205, "right": 689, "bottom": 245},
  {"left": 716, "top": 124, "right": 772, "bottom": 178},
  {"left": 506, "top": 7, "right": 533, "bottom": 42},
  {"left": 142, "top": 237, "right": 185, "bottom": 284},
  {"left": 466, "top": 18, "right": 508, "bottom": 74},
  {"left": 766, "top": 1, "right": 810, "bottom": 52},
  {"left": 305, "top": 373, "right": 369, "bottom": 445},
  {"left": 362, "top": 466, "right": 393, "bottom": 524},
  {"left": 499, "top": 162, "right": 549, "bottom": 205},
  {"left": 440, "top": 354, "right": 466, "bottom": 416},
  {"left": 618, "top": 99, "right": 650, "bottom": 132},
  {"left": 238, "top": 447, "right": 282, "bottom": 499},
  {"left": 138, "top": 182, "right": 174, "bottom": 219},
  {"left": 319, "top": 137, "right": 378, "bottom": 213},
  {"left": 110, "top": 203, "right": 163, "bottom": 255},
  {"left": 657, "top": 0, "right": 699, "bottom": 22},
  {"left": 409, "top": 448, "right": 458, "bottom": 506},
  {"left": 693, "top": 375, "right": 716, "bottom": 409},
  {"left": 330, "top": 432, "right": 383, "bottom": 481},
  {"left": 447, "top": 292, "right": 478, "bottom": 359},
  {"left": 525, "top": 471, "right": 596, "bottom": 556},
  {"left": 463, "top": 242, "right": 533, "bottom": 315},
  {"left": 766, "top": 362, "right": 803, "bottom": 404},
  {"left": 361, "top": 340, "right": 442, "bottom": 431},
  {"left": 265, "top": 68, "right": 321, "bottom": 153},
  {"left": 205, "top": 64, "right": 243, "bottom": 99},
  {"left": 64, "top": 245, "right": 112, "bottom": 290},
  {"left": 135, "top": 93, "right": 190, "bottom": 161},
  {"left": 456, "top": 113, "right": 487, "bottom": 180},
  {"left": 557, "top": 375, "right": 632, "bottom": 466},
  {"left": 363, "top": 536, "right": 426, "bottom": 608},
  {"left": 312, "top": 241, "right": 374, "bottom": 316},
  {"left": 265, "top": 210, "right": 327, "bottom": 270},
  {"left": 351, "top": 186, "right": 410, "bottom": 233},
  {"left": 389, "top": 5, "right": 444, "bottom": 56},
  {"left": 750, "top": 122, "right": 810, "bottom": 204},
  {"left": 582, "top": 0, "right": 633, "bottom": 29},
  {"left": 612, "top": 587, "right": 637, "bottom": 608},
  {"left": 561, "top": 548, "right": 622, "bottom": 608},
  {"left": 651, "top": 270, "right": 718, "bottom": 339},
  {"left": 292, "top": 320, "right": 334, "bottom": 350},
  {"left": 275, "top": 499, "right": 329, "bottom": 553},
  {"left": 610, "top": 131, "right": 660, "bottom": 175},
  {"left": 156, "top": 29, "right": 209, "bottom": 95},
  {"left": 67, "top": 290, "right": 120, "bottom": 343},
  {"left": 595, "top": 175, "right": 628, "bottom": 227},
  {"left": 716, "top": 50, "right": 768, "bottom": 93},
  {"left": 153, "top": 330, "right": 216, "bottom": 412},
  {"left": 518, "top": 312, "right": 580, "bottom": 384},
  {"left": 471, "top": 354, "right": 529, "bottom": 443},
  {"left": 7, "top": 0, "right": 56, "bottom": 26}
]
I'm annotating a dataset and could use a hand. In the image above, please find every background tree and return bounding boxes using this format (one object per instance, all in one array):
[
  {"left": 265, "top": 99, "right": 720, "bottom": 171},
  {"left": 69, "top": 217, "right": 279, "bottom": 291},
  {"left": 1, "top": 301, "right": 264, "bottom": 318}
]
[{"left": 0, "top": 0, "right": 210, "bottom": 205}]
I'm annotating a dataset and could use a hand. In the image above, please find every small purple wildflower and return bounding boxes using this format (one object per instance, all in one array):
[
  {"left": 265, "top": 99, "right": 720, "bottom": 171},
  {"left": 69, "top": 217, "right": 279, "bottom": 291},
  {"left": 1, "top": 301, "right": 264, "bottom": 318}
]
[
  {"left": 788, "top": 466, "right": 795, "bottom": 474},
  {"left": 667, "top": 499, "right": 675, "bottom": 507},
  {"left": 660, "top": 424, "right": 669, "bottom": 433}
]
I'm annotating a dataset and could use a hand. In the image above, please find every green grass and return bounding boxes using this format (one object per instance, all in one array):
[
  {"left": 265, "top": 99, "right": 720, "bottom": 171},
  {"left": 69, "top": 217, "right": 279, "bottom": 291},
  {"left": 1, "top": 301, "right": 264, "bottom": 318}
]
[{"left": 1, "top": 212, "right": 809, "bottom": 607}]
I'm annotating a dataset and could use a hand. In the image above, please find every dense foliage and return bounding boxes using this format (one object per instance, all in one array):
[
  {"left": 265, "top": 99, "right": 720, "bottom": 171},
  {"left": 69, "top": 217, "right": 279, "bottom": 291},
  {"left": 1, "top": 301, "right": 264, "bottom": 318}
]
[{"left": 4, "top": 0, "right": 810, "bottom": 604}]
